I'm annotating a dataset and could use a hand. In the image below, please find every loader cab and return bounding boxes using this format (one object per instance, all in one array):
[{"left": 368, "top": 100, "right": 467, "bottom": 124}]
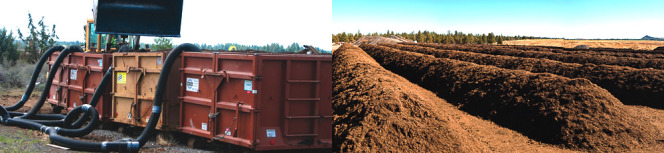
[
  {"left": 85, "top": 19, "right": 129, "bottom": 53},
  {"left": 85, "top": 19, "right": 102, "bottom": 52}
]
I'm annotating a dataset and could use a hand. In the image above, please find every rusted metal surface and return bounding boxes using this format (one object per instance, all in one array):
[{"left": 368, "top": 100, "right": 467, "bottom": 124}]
[
  {"left": 111, "top": 52, "right": 180, "bottom": 131},
  {"left": 180, "top": 52, "right": 332, "bottom": 150},
  {"left": 47, "top": 52, "right": 113, "bottom": 121},
  {"left": 47, "top": 51, "right": 67, "bottom": 109}
]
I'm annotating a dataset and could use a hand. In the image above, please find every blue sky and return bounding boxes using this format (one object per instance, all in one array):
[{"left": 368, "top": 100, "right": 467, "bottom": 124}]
[{"left": 333, "top": 0, "right": 664, "bottom": 39}]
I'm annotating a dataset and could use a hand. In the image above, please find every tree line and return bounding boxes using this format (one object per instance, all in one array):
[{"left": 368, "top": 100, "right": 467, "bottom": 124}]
[
  {"left": 332, "top": 30, "right": 545, "bottom": 44},
  {"left": 0, "top": 13, "right": 59, "bottom": 65},
  {"left": 2, "top": 13, "right": 329, "bottom": 66},
  {"left": 193, "top": 42, "right": 328, "bottom": 53}
]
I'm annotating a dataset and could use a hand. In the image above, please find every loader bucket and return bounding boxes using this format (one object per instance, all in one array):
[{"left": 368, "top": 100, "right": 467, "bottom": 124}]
[{"left": 93, "top": 0, "right": 183, "bottom": 37}]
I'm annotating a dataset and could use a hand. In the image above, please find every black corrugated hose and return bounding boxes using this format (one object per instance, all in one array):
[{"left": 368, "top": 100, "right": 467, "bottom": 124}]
[
  {"left": 5, "top": 46, "right": 65, "bottom": 111},
  {"left": 0, "top": 43, "right": 201, "bottom": 152},
  {"left": 14, "top": 46, "right": 82, "bottom": 120}
]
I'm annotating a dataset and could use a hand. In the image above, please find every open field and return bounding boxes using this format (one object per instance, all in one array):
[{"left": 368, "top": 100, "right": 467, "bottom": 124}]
[
  {"left": 334, "top": 43, "right": 664, "bottom": 152},
  {"left": 503, "top": 39, "right": 664, "bottom": 50}
]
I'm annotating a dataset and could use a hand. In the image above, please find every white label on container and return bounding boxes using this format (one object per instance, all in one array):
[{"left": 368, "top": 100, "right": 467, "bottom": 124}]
[
  {"left": 73, "top": 102, "right": 77, "bottom": 107},
  {"left": 225, "top": 128, "right": 232, "bottom": 136},
  {"left": 252, "top": 90, "right": 257, "bottom": 94},
  {"left": 186, "top": 78, "right": 199, "bottom": 92},
  {"left": 244, "top": 80, "right": 252, "bottom": 91},
  {"left": 157, "top": 57, "right": 162, "bottom": 65},
  {"left": 201, "top": 123, "right": 207, "bottom": 131},
  {"left": 127, "top": 113, "right": 132, "bottom": 119},
  {"left": 266, "top": 129, "right": 276, "bottom": 138},
  {"left": 98, "top": 59, "right": 103, "bottom": 67},
  {"left": 70, "top": 69, "right": 77, "bottom": 80},
  {"left": 53, "top": 95, "right": 56, "bottom": 100}
]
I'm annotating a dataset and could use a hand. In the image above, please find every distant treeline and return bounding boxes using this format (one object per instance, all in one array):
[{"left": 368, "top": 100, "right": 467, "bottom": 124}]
[
  {"left": 332, "top": 30, "right": 546, "bottom": 44},
  {"left": 38, "top": 41, "right": 329, "bottom": 53},
  {"left": 193, "top": 42, "right": 329, "bottom": 53}
]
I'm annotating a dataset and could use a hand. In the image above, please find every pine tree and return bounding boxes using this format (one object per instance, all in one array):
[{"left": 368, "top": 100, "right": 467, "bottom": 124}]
[
  {"left": 340, "top": 32, "right": 348, "bottom": 42},
  {"left": 498, "top": 36, "right": 504, "bottom": 44},
  {"left": 16, "top": 13, "right": 58, "bottom": 63},
  {"left": 0, "top": 28, "right": 19, "bottom": 63},
  {"left": 152, "top": 37, "right": 173, "bottom": 50},
  {"left": 332, "top": 34, "right": 339, "bottom": 43}
]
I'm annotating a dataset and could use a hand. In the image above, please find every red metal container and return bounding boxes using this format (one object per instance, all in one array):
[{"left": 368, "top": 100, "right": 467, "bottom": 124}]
[
  {"left": 47, "top": 52, "right": 113, "bottom": 120},
  {"left": 179, "top": 52, "right": 332, "bottom": 150},
  {"left": 47, "top": 51, "right": 68, "bottom": 111}
]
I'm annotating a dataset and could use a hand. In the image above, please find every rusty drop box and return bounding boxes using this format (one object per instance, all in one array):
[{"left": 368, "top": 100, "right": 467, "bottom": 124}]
[
  {"left": 179, "top": 52, "right": 332, "bottom": 150},
  {"left": 47, "top": 51, "right": 67, "bottom": 111},
  {"left": 111, "top": 52, "right": 180, "bottom": 130},
  {"left": 47, "top": 52, "right": 113, "bottom": 121}
]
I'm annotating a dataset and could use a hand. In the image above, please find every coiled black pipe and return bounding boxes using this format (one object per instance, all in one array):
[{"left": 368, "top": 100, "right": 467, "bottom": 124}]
[
  {"left": 5, "top": 46, "right": 65, "bottom": 111},
  {"left": 8, "top": 112, "right": 66, "bottom": 120},
  {"left": 0, "top": 44, "right": 200, "bottom": 152},
  {"left": 68, "top": 67, "right": 113, "bottom": 128},
  {"left": 4, "top": 104, "right": 99, "bottom": 137},
  {"left": 15, "top": 46, "right": 82, "bottom": 119},
  {"left": 0, "top": 106, "right": 9, "bottom": 124},
  {"left": 18, "top": 61, "right": 113, "bottom": 128},
  {"left": 45, "top": 43, "right": 201, "bottom": 152},
  {"left": 12, "top": 62, "right": 113, "bottom": 127}
]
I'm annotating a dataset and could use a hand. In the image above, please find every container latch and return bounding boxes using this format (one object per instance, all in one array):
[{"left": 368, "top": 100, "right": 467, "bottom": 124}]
[
  {"left": 79, "top": 93, "right": 87, "bottom": 102},
  {"left": 208, "top": 111, "right": 220, "bottom": 119}
]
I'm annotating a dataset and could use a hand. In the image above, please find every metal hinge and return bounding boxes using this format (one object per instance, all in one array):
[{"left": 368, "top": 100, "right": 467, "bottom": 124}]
[{"left": 208, "top": 111, "right": 220, "bottom": 119}]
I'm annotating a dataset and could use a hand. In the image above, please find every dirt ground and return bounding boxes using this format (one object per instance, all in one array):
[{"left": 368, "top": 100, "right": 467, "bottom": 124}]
[
  {"left": 334, "top": 44, "right": 573, "bottom": 152},
  {"left": 334, "top": 44, "right": 664, "bottom": 152},
  {"left": 503, "top": 39, "right": 664, "bottom": 50}
]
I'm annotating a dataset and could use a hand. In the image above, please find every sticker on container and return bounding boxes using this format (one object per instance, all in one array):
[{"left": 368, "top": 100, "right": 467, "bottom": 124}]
[
  {"left": 127, "top": 113, "right": 132, "bottom": 119},
  {"left": 244, "top": 80, "right": 252, "bottom": 91},
  {"left": 266, "top": 129, "right": 276, "bottom": 138},
  {"left": 98, "top": 59, "right": 103, "bottom": 67},
  {"left": 186, "top": 78, "right": 199, "bottom": 92},
  {"left": 70, "top": 69, "right": 77, "bottom": 80},
  {"left": 117, "top": 72, "right": 126, "bottom": 84},
  {"left": 201, "top": 123, "right": 207, "bottom": 131},
  {"left": 73, "top": 102, "right": 77, "bottom": 107},
  {"left": 52, "top": 95, "right": 56, "bottom": 100},
  {"left": 252, "top": 90, "right": 257, "bottom": 94},
  {"left": 157, "top": 57, "right": 162, "bottom": 65},
  {"left": 225, "top": 128, "right": 232, "bottom": 136}
]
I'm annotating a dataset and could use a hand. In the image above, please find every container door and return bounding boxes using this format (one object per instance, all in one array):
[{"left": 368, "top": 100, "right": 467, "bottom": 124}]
[
  {"left": 112, "top": 55, "right": 139, "bottom": 125},
  {"left": 180, "top": 53, "right": 219, "bottom": 138},
  {"left": 66, "top": 53, "right": 87, "bottom": 111},
  {"left": 213, "top": 54, "right": 256, "bottom": 147}
]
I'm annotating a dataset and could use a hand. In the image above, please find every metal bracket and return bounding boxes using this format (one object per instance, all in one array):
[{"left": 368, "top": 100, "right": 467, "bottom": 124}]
[
  {"left": 79, "top": 93, "right": 87, "bottom": 102},
  {"left": 208, "top": 111, "right": 220, "bottom": 119}
]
